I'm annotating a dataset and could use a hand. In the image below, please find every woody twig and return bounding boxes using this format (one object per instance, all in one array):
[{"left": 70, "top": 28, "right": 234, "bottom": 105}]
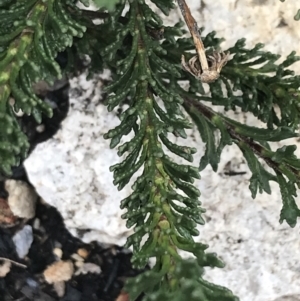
[{"left": 177, "top": 0, "right": 229, "bottom": 83}]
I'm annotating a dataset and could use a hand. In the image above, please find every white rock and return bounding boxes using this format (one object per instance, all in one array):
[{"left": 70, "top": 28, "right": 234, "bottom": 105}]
[
  {"left": 24, "top": 1, "right": 300, "bottom": 301},
  {"left": 13, "top": 225, "right": 33, "bottom": 259},
  {"left": 25, "top": 73, "right": 133, "bottom": 246},
  {"left": 5, "top": 180, "right": 37, "bottom": 219}
]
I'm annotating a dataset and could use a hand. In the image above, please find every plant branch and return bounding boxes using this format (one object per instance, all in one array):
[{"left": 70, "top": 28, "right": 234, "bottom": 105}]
[
  {"left": 183, "top": 97, "right": 300, "bottom": 182},
  {"left": 176, "top": 0, "right": 208, "bottom": 70},
  {"left": 176, "top": 0, "right": 230, "bottom": 83}
]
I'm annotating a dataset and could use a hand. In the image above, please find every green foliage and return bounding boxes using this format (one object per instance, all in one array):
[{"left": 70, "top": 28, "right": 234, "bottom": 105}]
[
  {"left": 92, "top": 0, "right": 120, "bottom": 11},
  {"left": 0, "top": 0, "right": 87, "bottom": 175},
  {"left": 184, "top": 99, "right": 300, "bottom": 227},
  {"left": 125, "top": 260, "right": 239, "bottom": 301},
  {"left": 1, "top": 0, "right": 300, "bottom": 300}
]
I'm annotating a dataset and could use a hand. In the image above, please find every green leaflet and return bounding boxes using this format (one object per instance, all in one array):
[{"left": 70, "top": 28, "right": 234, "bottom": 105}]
[
  {"left": 0, "top": 0, "right": 86, "bottom": 174},
  {"left": 277, "top": 173, "right": 300, "bottom": 227},
  {"left": 271, "top": 145, "right": 300, "bottom": 170},
  {"left": 224, "top": 117, "right": 298, "bottom": 142},
  {"left": 125, "top": 268, "right": 168, "bottom": 301},
  {"left": 238, "top": 141, "right": 273, "bottom": 198},
  {"left": 3, "top": 0, "right": 300, "bottom": 299},
  {"left": 183, "top": 96, "right": 300, "bottom": 227},
  {"left": 295, "top": 9, "right": 300, "bottom": 20},
  {"left": 91, "top": 0, "right": 121, "bottom": 11},
  {"left": 183, "top": 102, "right": 233, "bottom": 172},
  {"left": 126, "top": 260, "right": 239, "bottom": 301},
  {"left": 100, "top": 1, "right": 237, "bottom": 299},
  {"left": 159, "top": 133, "right": 197, "bottom": 162},
  {"left": 212, "top": 115, "right": 233, "bottom": 156},
  {"left": 187, "top": 107, "right": 219, "bottom": 172}
]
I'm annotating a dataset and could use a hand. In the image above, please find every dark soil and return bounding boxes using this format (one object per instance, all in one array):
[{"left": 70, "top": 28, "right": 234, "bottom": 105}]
[{"left": 0, "top": 199, "right": 145, "bottom": 301}]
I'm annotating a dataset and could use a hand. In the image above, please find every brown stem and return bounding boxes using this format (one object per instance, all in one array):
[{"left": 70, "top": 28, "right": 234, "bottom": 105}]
[
  {"left": 176, "top": 0, "right": 209, "bottom": 71},
  {"left": 183, "top": 97, "right": 300, "bottom": 181}
]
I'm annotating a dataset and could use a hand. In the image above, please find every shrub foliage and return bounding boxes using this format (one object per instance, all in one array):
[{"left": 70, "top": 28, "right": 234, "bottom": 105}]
[{"left": 1, "top": 0, "right": 300, "bottom": 300}]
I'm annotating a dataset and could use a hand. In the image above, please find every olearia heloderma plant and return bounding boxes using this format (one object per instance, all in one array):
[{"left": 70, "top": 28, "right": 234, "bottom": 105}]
[{"left": 1, "top": 0, "right": 300, "bottom": 299}]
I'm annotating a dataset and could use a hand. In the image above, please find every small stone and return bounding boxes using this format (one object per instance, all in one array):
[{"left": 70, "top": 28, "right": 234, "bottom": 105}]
[
  {"left": 77, "top": 248, "right": 89, "bottom": 259},
  {"left": 71, "top": 253, "right": 84, "bottom": 262},
  {"left": 13, "top": 225, "right": 33, "bottom": 259},
  {"left": 0, "top": 260, "right": 11, "bottom": 277},
  {"left": 44, "top": 260, "right": 74, "bottom": 284},
  {"left": 26, "top": 277, "right": 39, "bottom": 288},
  {"left": 53, "top": 281, "right": 65, "bottom": 297},
  {"left": 111, "top": 247, "right": 118, "bottom": 256},
  {"left": 36, "top": 124, "right": 45, "bottom": 133},
  {"left": 33, "top": 218, "right": 40, "bottom": 229},
  {"left": 74, "top": 262, "right": 101, "bottom": 276},
  {"left": 75, "top": 261, "right": 84, "bottom": 268},
  {"left": 5, "top": 180, "right": 37, "bottom": 219},
  {"left": 53, "top": 248, "right": 63, "bottom": 259}
]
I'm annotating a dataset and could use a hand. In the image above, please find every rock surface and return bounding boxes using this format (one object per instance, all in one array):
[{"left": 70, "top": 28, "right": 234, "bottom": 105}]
[
  {"left": 24, "top": 1, "right": 300, "bottom": 301},
  {"left": 25, "top": 72, "right": 133, "bottom": 246},
  {"left": 5, "top": 180, "right": 37, "bottom": 219}
]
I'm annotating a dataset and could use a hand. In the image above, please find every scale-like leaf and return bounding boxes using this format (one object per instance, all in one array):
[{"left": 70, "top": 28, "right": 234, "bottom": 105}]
[{"left": 277, "top": 173, "right": 300, "bottom": 227}]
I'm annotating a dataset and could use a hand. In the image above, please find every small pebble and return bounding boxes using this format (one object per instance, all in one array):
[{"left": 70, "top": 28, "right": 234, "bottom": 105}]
[
  {"left": 71, "top": 253, "right": 84, "bottom": 262},
  {"left": 53, "top": 248, "right": 63, "bottom": 259},
  {"left": 54, "top": 281, "right": 65, "bottom": 297},
  {"left": 111, "top": 247, "right": 118, "bottom": 256},
  {"left": 44, "top": 260, "right": 74, "bottom": 284},
  {"left": 0, "top": 260, "right": 11, "bottom": 277},
  {"left": 74, "top": 262, "right": 101, "bottom": 276},
  {"left": 36, "top": 124, "right": 45, "bottom": 133},
  {"left": 33, "top": 218, "right": 40, "bottom": 230},
  {"left": 75, "top": 261, "right": 84, "bottom": 268},
  {"left": 26, "top": 277, "right": 39, "bottom": 288},
  {"left": 13, "top": 225, "right": 33, "bottom": 259},
  {"left": 77, "top": 248, "right": 89, "bottom": 259},
  {"left": 5, "top": 180, "right": 37, "bottom": 219}
]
